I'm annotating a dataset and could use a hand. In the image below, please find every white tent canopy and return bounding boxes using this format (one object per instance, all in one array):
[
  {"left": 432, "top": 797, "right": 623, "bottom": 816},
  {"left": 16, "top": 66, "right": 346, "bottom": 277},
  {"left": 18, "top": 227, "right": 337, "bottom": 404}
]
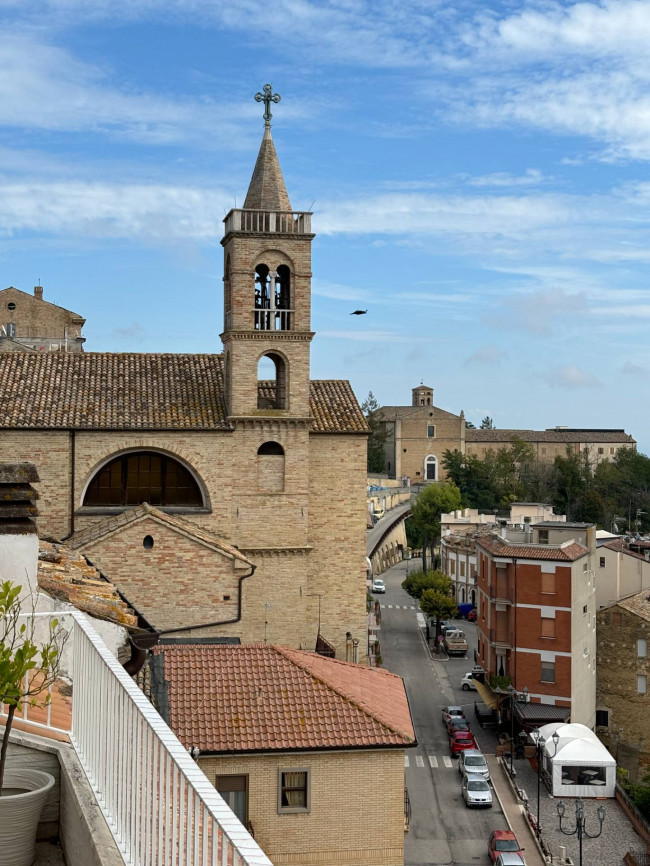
[{"left": 536, "top": 723, "right": 616, "bottom": 798}]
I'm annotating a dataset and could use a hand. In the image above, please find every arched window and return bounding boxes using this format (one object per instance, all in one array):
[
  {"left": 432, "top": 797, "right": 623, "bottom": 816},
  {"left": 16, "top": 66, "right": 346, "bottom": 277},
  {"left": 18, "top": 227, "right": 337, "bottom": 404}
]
[
  {"left": 257, "top": 441, "right": 285, "bottom": 492},
  {"left": 84, "top": 452, "right": 203, "bottom": 507},
  {"left": 254, "top": 262, "right": 291, "bottom": 331},
  {"left": 257, "top": 352, "right": 288, "bottom": 410},
  {"left": 425, "top": 454, "right": 438, "bottom": 481}
]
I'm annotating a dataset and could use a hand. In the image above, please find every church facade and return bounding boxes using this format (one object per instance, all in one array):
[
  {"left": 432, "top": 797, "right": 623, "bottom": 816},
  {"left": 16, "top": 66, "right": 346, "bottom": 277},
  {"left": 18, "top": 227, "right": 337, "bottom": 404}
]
[{"left": 0, "top": 107, "right": 369, "bottom": 659}]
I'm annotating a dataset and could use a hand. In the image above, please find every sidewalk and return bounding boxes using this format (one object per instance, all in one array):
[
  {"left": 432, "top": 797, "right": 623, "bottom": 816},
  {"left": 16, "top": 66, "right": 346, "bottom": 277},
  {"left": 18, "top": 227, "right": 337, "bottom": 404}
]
[{"left": 487, "top": 755, "right": 547, "bottom": 866}]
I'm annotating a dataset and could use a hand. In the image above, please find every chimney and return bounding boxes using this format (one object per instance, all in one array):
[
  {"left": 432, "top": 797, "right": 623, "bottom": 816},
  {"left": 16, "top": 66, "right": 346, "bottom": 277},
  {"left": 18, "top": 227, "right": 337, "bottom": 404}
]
[
  {"left": 34, "top": 285, "right": 43, "bottom": 300},
  {"left": 498, "top": 519, "right": 508, "bottom": 540},
  {"left": 0, "top": 462, "right": 40, "bottom": 603},
  {"left": 524, "top": 516, "right": 532, "bottom": 543}
]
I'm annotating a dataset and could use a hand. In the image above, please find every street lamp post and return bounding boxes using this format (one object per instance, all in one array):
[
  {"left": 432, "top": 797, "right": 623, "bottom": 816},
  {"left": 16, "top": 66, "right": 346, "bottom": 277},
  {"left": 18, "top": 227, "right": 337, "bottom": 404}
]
[
  {"left": 507, "top": 684, "right": 516, "bottom": 775},
  {"left": 556, "top": 799, "right": 606, "bottom": 866},
  {"left": 531, "top": 729, "right": 546, "bottom": 836}
]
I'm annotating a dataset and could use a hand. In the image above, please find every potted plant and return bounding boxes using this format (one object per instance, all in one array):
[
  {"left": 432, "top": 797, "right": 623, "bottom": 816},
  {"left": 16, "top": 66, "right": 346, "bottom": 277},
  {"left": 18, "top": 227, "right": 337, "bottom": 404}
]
[{"left": 0, "top": 580, "right": 66, "bottom": 866}]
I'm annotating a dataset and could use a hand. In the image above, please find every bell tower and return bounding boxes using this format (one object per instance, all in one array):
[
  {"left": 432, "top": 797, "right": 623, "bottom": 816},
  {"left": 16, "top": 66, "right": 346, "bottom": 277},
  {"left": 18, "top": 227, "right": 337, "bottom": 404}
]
[{"left": 221, "top": 85, "right": 314, "bottom": 420}]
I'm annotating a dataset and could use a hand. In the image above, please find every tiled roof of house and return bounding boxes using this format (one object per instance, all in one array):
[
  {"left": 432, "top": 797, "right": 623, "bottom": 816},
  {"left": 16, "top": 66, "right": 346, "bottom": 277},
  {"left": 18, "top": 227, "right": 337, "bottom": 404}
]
[
  {"left": 68, "top": 503, "right": 254, "bottom": 566},
  {"left": 476, "top": 535, "right": 588, "bottom": 561},
  {"left": 37, "top": 539, "right": 141, "bottom": 629},
  {"left": 614, "top": 589, "right": 650, "bottom": 621},
  {"left": 466, "top": 428, "right": 635, "bottom": 444},
  {"left": 158, "top": 643, "right": 415, "bottom": 753},
  {"left": 0, "top": 353, "right": 367, "bottom": 434},
  {"left": 602, "top": 537, "right": 650, "bottom": 562},
  {"left": 375, "top": 405, "right": 461, "bottom": 422}
]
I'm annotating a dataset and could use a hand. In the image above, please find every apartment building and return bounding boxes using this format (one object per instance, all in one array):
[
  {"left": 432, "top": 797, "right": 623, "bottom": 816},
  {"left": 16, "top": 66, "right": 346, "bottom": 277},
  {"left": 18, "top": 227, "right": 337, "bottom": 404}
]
[
  {"left": 475, "top": 521, "right": 597, "bottom": 727},
  {"left": 596, "top": 536, "right": 650, "bottom": 609},
  {"left": 441, "top": 504, "right": 564, "bottom": 606}
]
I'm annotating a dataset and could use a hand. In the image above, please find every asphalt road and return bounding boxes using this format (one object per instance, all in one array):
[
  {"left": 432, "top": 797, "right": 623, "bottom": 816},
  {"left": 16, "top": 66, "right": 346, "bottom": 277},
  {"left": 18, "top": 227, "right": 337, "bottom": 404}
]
[{"left": 375, "top": 557, "right": 504, "bottom": 866}]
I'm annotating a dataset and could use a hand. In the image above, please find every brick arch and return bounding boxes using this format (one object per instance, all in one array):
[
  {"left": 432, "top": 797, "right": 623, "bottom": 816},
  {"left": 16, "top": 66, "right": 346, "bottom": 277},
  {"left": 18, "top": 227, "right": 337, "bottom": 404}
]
[
  {"left": 251, "top": 248, "right": 295, "bottom": 273},
  {"left": 79, "top": 444, "right": 211, "bottom": 511}
]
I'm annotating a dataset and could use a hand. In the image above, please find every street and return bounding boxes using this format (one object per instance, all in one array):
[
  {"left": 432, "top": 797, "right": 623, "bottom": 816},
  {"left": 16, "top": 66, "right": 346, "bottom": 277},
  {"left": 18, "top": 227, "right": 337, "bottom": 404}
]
[{"left": 375, "top": 557, "right": 504, "bottom": 866}]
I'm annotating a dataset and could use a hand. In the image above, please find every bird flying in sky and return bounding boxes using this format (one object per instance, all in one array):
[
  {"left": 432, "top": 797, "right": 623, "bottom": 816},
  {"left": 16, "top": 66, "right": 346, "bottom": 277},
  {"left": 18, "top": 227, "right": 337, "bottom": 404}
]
[{"left": 350, "top": 310, "right": 368, "bottom": 315}]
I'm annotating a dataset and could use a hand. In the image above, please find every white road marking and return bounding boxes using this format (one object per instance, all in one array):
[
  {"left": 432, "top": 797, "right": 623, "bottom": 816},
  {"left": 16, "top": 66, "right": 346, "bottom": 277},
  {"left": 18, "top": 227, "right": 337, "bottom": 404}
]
[
  {"left": 404, "top": 755, "right": 409, "bottom": 768},
  {"left": 388, "top": 605, "right": 393, "bottom": 609},
  {"left": 416, "top": 756, "right": 424, "bottom": 767},
  {"left": 443, "top": 756, "right": 453, "bottom": 768},
  {"left": 416, "top": 612, "right": 426, "bottom": 627},
  {"left": 429, "top": 756, "right": 438, "bottom": 768}
]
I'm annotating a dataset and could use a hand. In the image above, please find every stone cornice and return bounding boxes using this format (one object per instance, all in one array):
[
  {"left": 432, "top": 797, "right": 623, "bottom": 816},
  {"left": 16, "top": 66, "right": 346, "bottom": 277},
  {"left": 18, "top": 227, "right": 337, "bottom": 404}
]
[
  {"left": 227, "top": 416, "right": 312, "bottom": 431},
  {"left": 221, "top": 231, "right": 315, "bottom": 246},
  {"left": 220, "top": 331, "right": 314, "bottom": 343},
  {"left": 238, "top": 546, "right": 313, "bottom": 557}
]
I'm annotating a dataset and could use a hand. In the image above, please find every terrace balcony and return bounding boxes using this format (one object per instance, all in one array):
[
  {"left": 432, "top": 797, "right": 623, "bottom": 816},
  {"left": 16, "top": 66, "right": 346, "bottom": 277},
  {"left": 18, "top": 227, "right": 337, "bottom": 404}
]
[{"left": 1, "top": 611, "right": 272, "bottom": 866}]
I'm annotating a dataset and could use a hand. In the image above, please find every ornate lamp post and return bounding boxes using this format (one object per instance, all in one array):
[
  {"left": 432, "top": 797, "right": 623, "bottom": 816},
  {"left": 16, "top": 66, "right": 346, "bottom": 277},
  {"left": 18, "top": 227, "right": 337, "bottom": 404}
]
[
  {"left": 530, "top": 729, "right": 546, "bottom": 836},
  {"left": 556, "top": 798, "right": 606, "bottom": 866},
  {"left": 507, "top": 684, "right": 516, "bottom": 774}
]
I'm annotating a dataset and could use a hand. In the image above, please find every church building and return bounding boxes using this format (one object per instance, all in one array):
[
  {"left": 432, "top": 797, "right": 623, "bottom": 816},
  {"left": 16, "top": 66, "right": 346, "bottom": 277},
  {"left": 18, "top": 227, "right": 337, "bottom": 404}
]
[{"left": 0, "top": 88, "right": 369, "bottom": 660}]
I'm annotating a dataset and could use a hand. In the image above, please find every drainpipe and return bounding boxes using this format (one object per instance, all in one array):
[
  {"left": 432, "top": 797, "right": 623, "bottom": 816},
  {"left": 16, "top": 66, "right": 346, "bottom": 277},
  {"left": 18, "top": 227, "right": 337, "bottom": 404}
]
[{"left": 123, "top": 562, "right": 257, "bottom": 675}]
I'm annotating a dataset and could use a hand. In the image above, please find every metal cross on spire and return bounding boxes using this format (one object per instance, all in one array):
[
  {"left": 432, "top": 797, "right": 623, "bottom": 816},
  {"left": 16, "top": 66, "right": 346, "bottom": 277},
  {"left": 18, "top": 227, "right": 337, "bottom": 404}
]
[{"left": 254, "top": 84, "right": 281, "bottom": 127}]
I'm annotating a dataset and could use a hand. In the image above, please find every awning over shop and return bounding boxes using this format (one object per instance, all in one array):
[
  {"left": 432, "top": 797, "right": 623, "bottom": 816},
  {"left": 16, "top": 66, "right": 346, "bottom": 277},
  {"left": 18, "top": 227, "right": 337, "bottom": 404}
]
[
  {"left": 473, "top": 678, "right": 503, "bottom": 709},
  {"left": 514, "top": 701, "right": 570, "bottom": 728}
]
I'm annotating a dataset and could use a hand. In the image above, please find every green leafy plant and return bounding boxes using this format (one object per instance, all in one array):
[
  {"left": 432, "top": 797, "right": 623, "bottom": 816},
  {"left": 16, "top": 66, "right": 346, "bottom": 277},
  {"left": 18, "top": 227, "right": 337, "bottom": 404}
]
[{"left": 0, "top": 581, "right": 67, "bottom": 793}]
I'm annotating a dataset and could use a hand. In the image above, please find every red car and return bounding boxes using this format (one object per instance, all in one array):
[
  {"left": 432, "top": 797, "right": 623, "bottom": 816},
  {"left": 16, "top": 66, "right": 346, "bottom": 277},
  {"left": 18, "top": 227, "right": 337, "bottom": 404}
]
[
  {"left": 446, "top": 716, "right": 471, "bottom": 735},
  {"left": 449, "top": 729, "right": 477, "bottom": 756},
  {"left": 467, "top": 609, "right": 477, "bottom": 622},
  {"left": 488, "top": 830, "right": 525, "bottom": 862}
]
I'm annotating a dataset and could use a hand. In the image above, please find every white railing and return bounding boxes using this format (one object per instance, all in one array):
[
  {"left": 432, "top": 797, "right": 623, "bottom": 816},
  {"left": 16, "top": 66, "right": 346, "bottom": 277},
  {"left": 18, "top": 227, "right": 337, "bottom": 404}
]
[
  {"left": 2, "top": 612, "right": 273, "bottom": 866},
  {"left": 224, "top": 209, "right": 311, "bottom": 235},
  {"left": 253, "top": 309, "right": 293, "bottom": 331}
]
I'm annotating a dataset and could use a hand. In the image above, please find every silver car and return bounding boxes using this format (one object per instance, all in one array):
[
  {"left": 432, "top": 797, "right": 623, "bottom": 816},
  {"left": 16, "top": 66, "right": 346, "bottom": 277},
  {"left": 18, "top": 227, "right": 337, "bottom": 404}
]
[
  {"left": 458, "top": 749, "right": 490, "bottom": 781},
  {"left": 461, "top": 773, "right": 493, "bottom": 808}
]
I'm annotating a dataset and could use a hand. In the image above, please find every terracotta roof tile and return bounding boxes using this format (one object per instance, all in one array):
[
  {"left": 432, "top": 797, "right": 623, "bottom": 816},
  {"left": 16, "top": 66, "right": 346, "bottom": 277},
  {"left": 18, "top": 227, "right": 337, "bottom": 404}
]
[
  {"left": 37, "top": 539, "right": 140, "bottom": 629},
  {"left": 476, "top": 535, "right": 588, "bottom": 561},
  {"left": 466, "top": 428, "right": 635, "bottom": 444},
  {"left": 614, "top": 589, "right": 650, "bottom": 621},
  {"left": 0, "top": 353, "right": 367, "bottom": 434},
  {"left": 158, "top": 643, "right": 415, "bottom": 753}
]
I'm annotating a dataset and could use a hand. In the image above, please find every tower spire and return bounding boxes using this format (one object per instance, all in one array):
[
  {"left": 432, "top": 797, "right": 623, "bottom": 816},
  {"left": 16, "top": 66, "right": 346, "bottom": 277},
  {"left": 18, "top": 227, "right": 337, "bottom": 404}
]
[{"left": 244, "top": 84, "right": 292, "bottom": 211}]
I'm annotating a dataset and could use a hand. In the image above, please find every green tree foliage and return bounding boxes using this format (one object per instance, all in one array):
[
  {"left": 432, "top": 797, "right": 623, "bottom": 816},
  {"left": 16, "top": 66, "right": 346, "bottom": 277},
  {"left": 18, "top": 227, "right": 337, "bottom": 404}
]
[
  {"left": 0, "top": 581, "right": 67, "bottom": 792},
  {"left": 402, "top": 569, "right": 452, "bottom": 599},
  {"left": 480, "top": 416, "right": 495, "bottom": 429},
  {"left": 361, "top": 391, "right": 387, "bottom": 474},
  {"left": 419, "top": 588, "right": 458, "bottom": 626},
  {"left": 443, "top": 442, "right": 650, "bottom": 532},
  {"left": 464, "top": 420, "right": 476, "bottom": 429},
  {"left": 411, "top": 482, "right": 462, "bottom": 571}
]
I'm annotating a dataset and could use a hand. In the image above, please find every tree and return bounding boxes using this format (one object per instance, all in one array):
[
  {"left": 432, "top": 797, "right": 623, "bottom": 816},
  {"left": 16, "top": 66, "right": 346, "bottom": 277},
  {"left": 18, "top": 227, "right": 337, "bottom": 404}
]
[
  {"left": 0, "top": 581, "right": 67, "bottom": 792},
  {"left": 480, "top": 416, "right": 495, "bottom": 429},
  {"left": 361, "top": 391, "right": 387, "bottom": 474},
  {"left": 420, "top": 588, "right": 458, "bottom": 635},
  {"left": 402, "top": 569, "right": 452, "bottom": 599},
  {"left": 464, "top": 420, "right": 476, "bottom": 429},
  {"left": 411, "top": 482, "right": 462, "bottom": 572}
]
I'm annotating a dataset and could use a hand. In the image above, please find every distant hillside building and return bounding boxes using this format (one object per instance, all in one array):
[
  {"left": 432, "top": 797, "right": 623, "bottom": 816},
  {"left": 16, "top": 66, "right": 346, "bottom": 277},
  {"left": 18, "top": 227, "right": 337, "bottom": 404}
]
[
  {"left": 375, "top": 384, "right": 635, "bottom": 482},
  {"left": 0, "top": 285, "right": 86, "bottom": 352}
]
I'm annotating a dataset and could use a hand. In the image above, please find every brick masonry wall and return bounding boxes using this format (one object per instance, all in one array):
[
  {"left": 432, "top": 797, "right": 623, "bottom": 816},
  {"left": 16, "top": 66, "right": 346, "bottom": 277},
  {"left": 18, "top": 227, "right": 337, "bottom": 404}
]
[
  {"left": 0, "top": 287, "right": 84, "bottom": 341},
  {"left": 198, "top": 749, "right": 405, "bottom": 866},
  {"left": 597, "top": 605, "right": 650, "bottom": 773}
]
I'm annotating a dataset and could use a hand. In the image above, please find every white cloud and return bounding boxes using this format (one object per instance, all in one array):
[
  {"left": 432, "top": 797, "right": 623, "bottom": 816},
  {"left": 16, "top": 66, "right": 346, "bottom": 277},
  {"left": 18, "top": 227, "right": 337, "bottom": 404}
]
[
  {"left": 464, "top": 345, "right": 506, "bottom": 366},
  {"left": 490, "top": 287, "right": 587, "bottom": 335},
  {"left": 541, "top": 364, "right": 602, "bottom": 389},
  {"left": 467, "top": 169, "right": 545, "bottom": 187}
]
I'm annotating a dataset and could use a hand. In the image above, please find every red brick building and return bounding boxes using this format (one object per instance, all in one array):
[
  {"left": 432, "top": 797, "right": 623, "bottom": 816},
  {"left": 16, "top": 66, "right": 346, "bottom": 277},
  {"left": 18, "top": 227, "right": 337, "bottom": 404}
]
[{"left": 475, "top": 521, "right": 597, "bottom": 727}]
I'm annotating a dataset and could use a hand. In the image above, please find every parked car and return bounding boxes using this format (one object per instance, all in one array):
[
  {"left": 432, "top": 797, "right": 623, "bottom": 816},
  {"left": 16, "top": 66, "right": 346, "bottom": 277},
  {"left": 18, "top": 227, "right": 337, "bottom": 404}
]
[
  {"left": 488, "top": 830, "right": 525, "bottom": 863},
  {"left": 494, "top": 855, "right": 526, "bottom": 866},
  {"left": 441, "top": 705, "right": 465, "bottom": 725},
  {"left": 371, "top": 578, "right": 385, "bottom": 593},
  {"left": 446, "top": 716, "right": 471, "bottom": 735},
  {"left": 467, "top": 608, "right": 477, "bottom": 622},
  {"left": 458, "top": 749, "right": 490, "bottom": 781},
  {"left": 461, "top": 774, "right": 492, "bottom": 808},
  {"left": 449, "top": 729, "right": 478, "bottom": 756},
  {"left": 461, "top": 672, "right": 478, "bottom": 691}
]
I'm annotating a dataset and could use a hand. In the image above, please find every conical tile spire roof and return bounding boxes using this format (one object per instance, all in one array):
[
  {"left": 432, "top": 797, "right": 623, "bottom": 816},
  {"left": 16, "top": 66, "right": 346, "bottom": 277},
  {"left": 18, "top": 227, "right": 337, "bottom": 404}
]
[{"left": 243, "top": 126, "right": 292, "bottom": 211}]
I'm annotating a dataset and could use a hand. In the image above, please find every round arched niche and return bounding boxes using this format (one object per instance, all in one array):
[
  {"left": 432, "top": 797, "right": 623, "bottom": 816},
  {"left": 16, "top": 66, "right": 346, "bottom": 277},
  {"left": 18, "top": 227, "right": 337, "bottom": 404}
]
[{"left": 257, "top": 441, "right": 285, "bottom": 492}]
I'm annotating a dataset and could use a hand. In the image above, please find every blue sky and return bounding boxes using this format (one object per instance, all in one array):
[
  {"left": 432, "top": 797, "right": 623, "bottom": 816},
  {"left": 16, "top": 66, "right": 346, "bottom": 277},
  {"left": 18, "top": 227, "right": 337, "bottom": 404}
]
[{"left": 0, "top": 1, "right": 649, "bottom": 450}]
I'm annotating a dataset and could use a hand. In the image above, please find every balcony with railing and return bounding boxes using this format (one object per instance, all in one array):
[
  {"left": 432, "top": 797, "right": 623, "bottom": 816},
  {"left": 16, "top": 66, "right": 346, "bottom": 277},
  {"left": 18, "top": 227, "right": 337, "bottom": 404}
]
[
  {"left": 224, "top": 209, "right": 311, "bottom": 235},
  {"left": 253, "top": 308, "right": 293, "bottom": 331},
  {"left": 488, "top": 582, "right": 512, "bottom": 603},
  {"left": 1, "top": 611, "right": 273, "bottom": 866}
]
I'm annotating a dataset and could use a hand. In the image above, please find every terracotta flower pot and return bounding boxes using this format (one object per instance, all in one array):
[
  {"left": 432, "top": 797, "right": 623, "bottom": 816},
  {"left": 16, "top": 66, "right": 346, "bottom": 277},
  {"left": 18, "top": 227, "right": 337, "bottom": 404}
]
[{"left": 0, "top": 769, "right": 55, "bottom": 866}]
